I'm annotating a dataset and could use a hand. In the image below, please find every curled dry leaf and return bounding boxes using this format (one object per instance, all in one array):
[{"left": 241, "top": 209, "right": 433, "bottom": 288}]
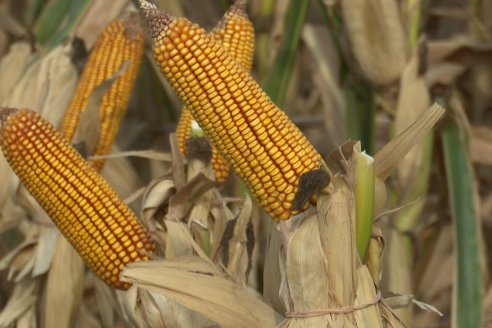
[
  {"left": 44, "top": 237, "right": 85, "bottom": 328},
  {"left": 395, "top": 43, "right": 431, "bottom": 190},
  {"left": 121, "top": 257, "right": 281, "bottom": 328},
  {"left": 470, "top": 126, "right": 492, "bottom": 165},
  {"left": 374, "top": 103, "right": 446, "bottom": 180}
]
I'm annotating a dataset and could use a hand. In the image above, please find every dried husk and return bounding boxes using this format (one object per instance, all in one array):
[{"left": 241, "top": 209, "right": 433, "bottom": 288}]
[
  {"left": 121, "top": 257, "right": 281, "bottom": 328},
  {"left": 275, "top": 142, "right": 405, "bottom": 328},
  {"left": 303, "top": 24, "right": 346, "bottom": 146},
  {"left": 374, "top": 103, "right": 445, "bottom": 181},
  {"left": 394, "top": 43, "right": 431, "bottom": 193},
  {"left": 341, "top": 0, "right": 408, "bottom": 85},
  {"left": 75, "top": 0, "right": 130, "bottom": 49},
  {"left": 470, "top": 126, "right": 492, "bottom": 165},
  {"left": 0, "top": 42, "right": 32, "bottom": 102},
  {"left": 43, "top": 237, "right": 85, "bottom": 328}
]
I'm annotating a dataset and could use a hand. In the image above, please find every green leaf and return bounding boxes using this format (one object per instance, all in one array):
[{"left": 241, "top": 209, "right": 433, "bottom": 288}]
[
  {"left": 46, "top": 0, "right": 92, "bottom": 48},
  {"left": 263, "top": 0, "right": 309, "bottom": 105},
  {"left": 442, "top": 119, "right": 483, "bottom": 328},
  {"left": 33, "top": 0, "right": 91, "bottom": 47},
  {"left": 33, "top": 0, "right": 72, "bottom": 44},
  {"left": 355, "top": 151, "right": 375, "bottom": 261}
]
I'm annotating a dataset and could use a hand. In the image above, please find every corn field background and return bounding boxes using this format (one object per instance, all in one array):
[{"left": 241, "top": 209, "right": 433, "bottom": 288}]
[{"left": 0, "top": 0, "right": 491, "bottom": 327}]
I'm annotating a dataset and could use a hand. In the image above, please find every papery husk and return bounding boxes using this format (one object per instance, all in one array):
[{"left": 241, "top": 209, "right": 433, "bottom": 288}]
[
  {"left": 263, "top": 220, "right": 286, "bottom": 314},
  {"left": 121, "top": 257, "right": 281, "bottom": 328},
  {"left": 3, "top": 42, "right": 77, "bottom": 125},
  {"left": 303, "top": 24, "right": 346, "bottom": 146},
  {"left": 220, "top": 195, "right": 254, "bottom": 281},
  {"left": 43, "top": 237, "right": 85, "bottom": 328},
  {"left": 387, "top": 45, "right": 432, "bottom": 326},
  {"left": 276, "top": 142, "right": 405, "bottom": 328},
  {"left": 394, "top": 43, "right": 432, "bottom": 192},
  {"left": 341, "top": 0, "right": 408, "bottom": 85},
  {"left": 374, "top": 103, "right": 445, "bottom": 181},
  {"left": 75, "top": 0, "right": 130, "bottom": 49},
  {"left": 470, "top": 126, "right": 492, "bottom": 165},
  {"left": 0, "top": 41, "right": 32, "bottom": 102},
  {"left": 0, "top": 278, "right": 39, "bottom": 327}
]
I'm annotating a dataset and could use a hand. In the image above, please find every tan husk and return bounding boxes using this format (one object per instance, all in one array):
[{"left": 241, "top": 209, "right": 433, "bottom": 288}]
[
  {"left": 274, "top": 142, "right": 406, "bottom": 328},
  {"left": 341, "top": 0, "right": 408, "bottom": 85},
  {"left": 43, "top": 237, "right": 85, "bottom": 328},
  {"left": 374, "top": 103, "right": 445, "bottom": 180},
  {"left": 121, "top": 257, "right": 281, "bottom": 328}
]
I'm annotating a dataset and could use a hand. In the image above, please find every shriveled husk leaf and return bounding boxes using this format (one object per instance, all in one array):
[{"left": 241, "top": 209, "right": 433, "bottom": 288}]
[
  {"left": 44, "top": 237, "right": 85, "bottom": 328},
  {"left": 0, "top": 277, "right": 39, "bottom": 327},
  {"left": 394, "top": 42, "right": 432, "bottom": 193},
  {"left": 374, "top": 103, "right": 445, "bottom": 180},
  {"left": 341, "top": 0, "right": 408, "bottom": 85},
  {"left": 262, "top": 220, "right": 286, "bottom": 314},
  {"left": 276, "top": 142, "right": 405, "bottom": 328},
  {"left": 0, "top": 42, "right": 77, "bottom": 241},
  {"left": 0, "top": 42, "right": 32, "bottom": 102},
  {"left": 121, "top": 257, "right": 281, "bottom": 328},
  {"left": 383, "top": 229, "right": 413, "bottom": 324},
  {"left": 386, "top": 46, "right": 433, "bottom": 325},
  {"left": 366, "top": 224, "right": 384, "bottom": 286},
  {"left": 302, "top": 24, "right": 346, "bottom": 146},
  {"left": 3, "top": 42, "right": 77, "bottom": 125},
  {"left": 100, "top": 146, "right": 142, "bottom": 200},
  {"left": 220, "top": 195, "right": 254, "bottom": 280},
  {"left": 470, "top": 126, "right": 492, "bottom": 165},
  {"left": 75, "top": 0, "right": 129, "bottom": 49},
  {"left": 0, "top": 42, "right": 75, "bottom": 212}
]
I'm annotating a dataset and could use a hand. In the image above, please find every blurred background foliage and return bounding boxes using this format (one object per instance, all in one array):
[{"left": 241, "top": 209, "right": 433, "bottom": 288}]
[{"left": 0, "top": 0, "right": 491, "bottom": 327}]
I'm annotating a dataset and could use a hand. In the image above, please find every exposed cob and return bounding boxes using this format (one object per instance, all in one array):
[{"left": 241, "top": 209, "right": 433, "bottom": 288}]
[
  {"left": 60, "top": 12, "right": 144, "bottom": 172},
  {"left": 0, "top": 108, "right": 156, "bottom": 289},
  {"left": 176, "top": 0, "right": 254, "bottom": 183},
  {"left": 140, "top": 2, "right": 324, "bottom": 220}
]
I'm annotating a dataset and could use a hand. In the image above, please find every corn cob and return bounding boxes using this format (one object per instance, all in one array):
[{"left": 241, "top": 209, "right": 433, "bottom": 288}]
[
  {"left": 140, "top": 2, "right": 324, "bottom": 220},
  {"left": 176, "top": 0, "right": 254, "bottom": 183},
  {"left": 60, "top": 13, "right": 144, "bottom": 172},
  {"left": 0, "top": 108, "right": 156, "bottom": 289}
]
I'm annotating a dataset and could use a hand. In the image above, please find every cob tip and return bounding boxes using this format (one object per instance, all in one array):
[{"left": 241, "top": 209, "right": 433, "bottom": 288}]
[
  {"left": 229, "top": 0, "right": 248, "bottom": 15},
  {"left": 0, "top": 107, "right": 19, "bottom": 128},
  {"left": 138, "top": 0, "right": 173, "bottom": 40},
  {"left": 120, "top": 11, "right": 144, "bottom": 40}
]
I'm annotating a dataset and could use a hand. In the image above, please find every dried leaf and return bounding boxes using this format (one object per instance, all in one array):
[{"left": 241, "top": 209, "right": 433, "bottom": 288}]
[
  {"left": 470, "top": 126, "right": 492, "bottom": 165},
  {"left": 44, "top": 237, "right": 85, "bottom": 328},
  {"left": 0, "top": 42, "right": 32, "bottom": 102},
  {"left": 75, "top": 0, "right": 130, "bottom": 49},
  {"left": 121, "top": 258, "right": 281, "bottom": 328},
  {"left": 342, "top": 0, "right": 408, "bottom": 85},
  {"left": 0, "top": 279, "right": 39, "bottom": 327},
  {"left": 374, "top": 103, "right": 445, "bottom": 180}
]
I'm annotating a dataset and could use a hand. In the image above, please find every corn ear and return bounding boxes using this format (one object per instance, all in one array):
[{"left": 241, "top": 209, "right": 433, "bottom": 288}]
[
  {"left": 60, "top": 13, "right": 144, "bottom": 172},
  {"left": 140, "top": 2, "right": 325, "bottom": 220},
  {"left": 0, "top": 108, "right": 156, "bottom": 289},
  {"left": 176, "top": 0, "right": 254, "bottom": 183}
]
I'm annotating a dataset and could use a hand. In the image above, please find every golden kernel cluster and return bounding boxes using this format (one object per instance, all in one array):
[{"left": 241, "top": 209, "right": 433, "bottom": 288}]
[
  {"left": 60, "top": 14, "right": 144, "bottom": 172},
  {"left": 0, "top": 108, "right": 156, "bottom": 289},
  {"left": 176, "top": 3, "right": 254, "bottom": 183},
  {"left": 151, "top": 16, "right": 322, "bottom": 220}
]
